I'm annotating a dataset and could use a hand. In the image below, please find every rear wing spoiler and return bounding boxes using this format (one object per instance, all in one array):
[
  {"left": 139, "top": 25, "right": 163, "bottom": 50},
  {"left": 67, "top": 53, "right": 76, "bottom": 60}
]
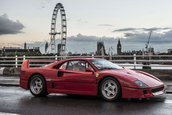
[{"left": 21, "top": 59, "right": 59, "bottom": 70}]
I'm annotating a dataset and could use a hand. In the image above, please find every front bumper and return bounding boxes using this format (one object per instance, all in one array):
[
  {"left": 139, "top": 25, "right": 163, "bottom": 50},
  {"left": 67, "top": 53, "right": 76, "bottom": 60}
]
[{"left": 122, "top": 85, "right": 165, "bottom": 98}]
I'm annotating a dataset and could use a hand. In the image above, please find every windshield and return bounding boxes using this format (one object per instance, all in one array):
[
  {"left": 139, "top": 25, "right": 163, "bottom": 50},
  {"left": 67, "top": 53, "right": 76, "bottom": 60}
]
[{"left": 89, "top": 59, "right": 122, "bottom": 71}]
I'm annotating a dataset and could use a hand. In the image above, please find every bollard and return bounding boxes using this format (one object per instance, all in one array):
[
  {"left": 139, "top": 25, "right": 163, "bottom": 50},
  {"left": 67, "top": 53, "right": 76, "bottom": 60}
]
[
  {"left": 15, "top": 55, "right": 18, "bottom": 68},
  {"left": 55, "top": 55, "right": 58, "bottom": 61},
  {"left": 23, "top": 55, "right": 26, "bottom": 61},
  {"left": 109, "top": 54, "right": 112, "bottom": 61},
  {"left": 92, "top": 54, "right": 94, "bottom": 58},
  {"left": 133, "top": 54, "right": 136, "bottom": 69}
]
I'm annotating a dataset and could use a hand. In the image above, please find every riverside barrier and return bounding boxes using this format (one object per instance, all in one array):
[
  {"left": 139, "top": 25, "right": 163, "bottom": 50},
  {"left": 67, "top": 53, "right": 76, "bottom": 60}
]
[
  {"left": 0, "top": 54, "right": 172, "bottom": 78},
  {"left": 0, "top": 54, "right": 172, "bottom": 69}
]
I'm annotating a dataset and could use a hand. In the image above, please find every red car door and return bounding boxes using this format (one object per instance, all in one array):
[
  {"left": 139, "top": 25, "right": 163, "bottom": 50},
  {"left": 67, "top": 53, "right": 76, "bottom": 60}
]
[{"left": 56, "top": 60, "right": 97, "bottom": 95}]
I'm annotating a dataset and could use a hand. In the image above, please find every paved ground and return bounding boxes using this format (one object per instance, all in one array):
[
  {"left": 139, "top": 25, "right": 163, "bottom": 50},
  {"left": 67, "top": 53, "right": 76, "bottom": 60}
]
[
  {"left": 0, "top": 76, "right": 19, "bottom": 86},
  {"left": 0, "top": 86, "right": 172, "bottom": 115}
]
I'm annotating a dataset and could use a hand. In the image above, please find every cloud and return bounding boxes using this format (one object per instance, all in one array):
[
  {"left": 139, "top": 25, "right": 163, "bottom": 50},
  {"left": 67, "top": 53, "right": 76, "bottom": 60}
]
[
  {"left": 68, "top": 33, "right": 114, "bottom": 42},
  {"left": 0, "top": 14, "right": 24, "bottom": 35},
  {"left": 124, "top": 33, "right": 137, "bottom": 37},
  {"left": 28, "top": 29, "right": 172, "bottom": 54},
  {"left": 142, "top": 27, "right": 171, "bottom": 32},
  {"left": 113, "top": 28, "right": 137, "bottom": 32},
  {"left": 113, "top": 27, "right": 172, "bottom": 32},
  {"left": 121, "top": 30, "right": 172, "bottom": 45},
  {"left": 27, "top": 34, "right": 116, "bottom": 54},
  {"left": 98, "top": 24, "right": 114, "bottom": 27}
]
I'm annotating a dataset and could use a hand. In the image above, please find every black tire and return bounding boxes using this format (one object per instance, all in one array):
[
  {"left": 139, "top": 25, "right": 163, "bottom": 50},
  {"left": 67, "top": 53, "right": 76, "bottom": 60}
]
[
  {"left": 99, "top": 77, "right": 121, "bottom": 101},
  {"left": 29, "top": 74, "right": 48, "bottom": 97}
]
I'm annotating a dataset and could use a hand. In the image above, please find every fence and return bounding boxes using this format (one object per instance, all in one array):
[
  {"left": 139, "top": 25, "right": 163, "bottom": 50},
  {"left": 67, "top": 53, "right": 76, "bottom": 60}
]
[{"left": 0, "top": 54, "right": 172, "bottom": 69}]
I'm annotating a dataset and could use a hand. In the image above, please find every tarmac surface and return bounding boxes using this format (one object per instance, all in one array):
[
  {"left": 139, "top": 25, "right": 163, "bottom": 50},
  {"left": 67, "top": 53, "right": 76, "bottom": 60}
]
[
  {"left": 0, "top": 76, "right": 19, "bottom": 86},
  {"left": 0, "top": 86, "right": 172, "bottom": 115}
]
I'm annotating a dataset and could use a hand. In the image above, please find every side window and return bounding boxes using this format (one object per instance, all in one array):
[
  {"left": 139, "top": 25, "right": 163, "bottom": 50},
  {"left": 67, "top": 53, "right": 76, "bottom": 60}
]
[
  {"left": 66, "top": 61, "right": 75, "bottom": 71},
  {"left": 66, "top": 60, "right": 92, "bottom": 72},
  {"left": 59, "top": 62, "right": 68, "bottom": 70},
  {"left": 86, "top": 62, "right": 93, "bottom": 68}
]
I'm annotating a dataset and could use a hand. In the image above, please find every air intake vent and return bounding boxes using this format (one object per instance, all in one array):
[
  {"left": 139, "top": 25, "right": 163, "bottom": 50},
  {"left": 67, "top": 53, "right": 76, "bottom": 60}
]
[{"left": 152, "top": 87, "right": 164, "bottom": 93}]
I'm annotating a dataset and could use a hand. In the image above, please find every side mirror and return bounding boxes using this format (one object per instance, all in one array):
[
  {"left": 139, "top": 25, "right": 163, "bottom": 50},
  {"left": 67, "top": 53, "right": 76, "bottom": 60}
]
[{"left": 86, "top": 67, "right": 94, "bottom": 73}]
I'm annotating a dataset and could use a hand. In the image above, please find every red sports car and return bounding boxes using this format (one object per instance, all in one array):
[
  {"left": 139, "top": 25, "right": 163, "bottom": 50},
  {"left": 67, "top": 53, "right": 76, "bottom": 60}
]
[{"left": 20, "top": 58, "right": 165, "bottom": 101}]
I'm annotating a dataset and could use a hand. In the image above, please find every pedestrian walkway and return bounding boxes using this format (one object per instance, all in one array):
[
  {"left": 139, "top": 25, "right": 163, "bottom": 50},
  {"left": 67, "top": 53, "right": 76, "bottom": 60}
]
[{"left": 0, "top": 76, "right": 19, "bottom": 86}]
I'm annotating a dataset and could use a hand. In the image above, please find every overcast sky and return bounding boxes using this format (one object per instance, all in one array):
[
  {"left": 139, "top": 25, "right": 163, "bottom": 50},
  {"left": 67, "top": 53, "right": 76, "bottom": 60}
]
[{"left": 0, "top": 0, "right": 172, "bottom": 53}]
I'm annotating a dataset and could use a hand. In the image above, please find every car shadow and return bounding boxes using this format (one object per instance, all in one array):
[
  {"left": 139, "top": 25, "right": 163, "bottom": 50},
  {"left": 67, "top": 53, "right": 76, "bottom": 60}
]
[
  {"left": 20, "top": 93, "right": 166, "bottom": 104},
  {"left": 17, "top": 93, "right": 167, "bottom": 114}
]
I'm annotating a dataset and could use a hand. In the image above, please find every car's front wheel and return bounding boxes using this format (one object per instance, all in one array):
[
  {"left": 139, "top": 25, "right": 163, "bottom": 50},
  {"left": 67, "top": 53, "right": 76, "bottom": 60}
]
[
  {"left": 99, "top": 77, "right": 121, "bottom": 101},
  {"left": 29, "top": 74, "right": 48, "bottom": 97}
]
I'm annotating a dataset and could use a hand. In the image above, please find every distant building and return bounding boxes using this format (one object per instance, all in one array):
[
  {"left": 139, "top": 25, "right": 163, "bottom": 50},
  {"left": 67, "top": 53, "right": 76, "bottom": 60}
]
[
  {"left": 67, "top": 52, "right": 94, "bottom": 56},
  {"left": 122, "top": 50, "right": 143, "bottom": 55},
  {"left": 121, "top": 48, "right": 154, "bottom": 55},
  {"left": 148, "top": 47, "right": 154, "bottom": 55},
  {"left": 57, "top": 44, "right": 62, "bottom": 55},
  {"left": 56, "top": 43, "right": 66, "bottom": 55},
  {"left": 67, "top": 52, "right": 72, "bottom": 56},
  {"left": 117, "top": 39, "right": 121, "bottom": 55},
  {"left": 116, "top": 39, "right": 155, "bottom": 55},
  {"left": 0, "top": 43, "right": 41, "bottom": 56},
  {"left": 0, "top": 49, "right": 2, "bottom": 56},
  {"left": 168, "top": 49, "right": 172, "bottom": 54},
  {"left": 24, "top": 42, "right": 27, "bottom": 49},
  {"left": 45, "top": 42, "right": 48, "bottom": 53},
  {"left": 96, "top": 41, "right": 106, "bottom": 56}
]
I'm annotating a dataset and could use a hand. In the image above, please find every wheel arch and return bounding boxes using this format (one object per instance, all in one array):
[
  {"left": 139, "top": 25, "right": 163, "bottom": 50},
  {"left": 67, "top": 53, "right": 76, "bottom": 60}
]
[
  {"left": 28, "top": 73, "right": 46, "bottom": 89},
  {"left": 97, "top": 76, "right": 122, "bottom": 96}
]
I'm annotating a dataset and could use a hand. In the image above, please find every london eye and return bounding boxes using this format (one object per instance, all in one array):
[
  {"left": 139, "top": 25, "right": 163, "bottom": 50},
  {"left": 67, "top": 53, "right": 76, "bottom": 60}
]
[{"left": 46, "top": 3, "right": 67, "bottom": 55}]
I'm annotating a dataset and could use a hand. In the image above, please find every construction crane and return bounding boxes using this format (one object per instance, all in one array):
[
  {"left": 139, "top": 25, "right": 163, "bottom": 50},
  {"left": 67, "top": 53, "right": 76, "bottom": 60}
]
[
  {"left": 143, "top": 31, "right": 152, "bottom": 70},
  {"left": 145, "top": 31, "right": 152, "bottom": 53}
]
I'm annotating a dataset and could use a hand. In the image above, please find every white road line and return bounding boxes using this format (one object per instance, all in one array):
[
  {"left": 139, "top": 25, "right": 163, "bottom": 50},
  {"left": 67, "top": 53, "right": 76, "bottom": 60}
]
[
  {"left": 0, "top": 112, "right": 19, "bottom": 115},
  {"left": 165, "top": 100, "right": 172, "bottom": 104}
]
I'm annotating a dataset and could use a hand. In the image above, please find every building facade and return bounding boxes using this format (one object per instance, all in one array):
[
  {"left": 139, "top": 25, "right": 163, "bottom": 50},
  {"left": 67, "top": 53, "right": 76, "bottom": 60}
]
[
  {"left": 117, "top": 39, "right": 122, "bottom": 55},
  {"left": 0, "top": 43, "right": 41, "bottom": 56},
  {"left": 96, "top": 41, "right": 106, "bottom": 56},
  {"left": 168, "top": 49, "right": 172, "bottom": 54}
]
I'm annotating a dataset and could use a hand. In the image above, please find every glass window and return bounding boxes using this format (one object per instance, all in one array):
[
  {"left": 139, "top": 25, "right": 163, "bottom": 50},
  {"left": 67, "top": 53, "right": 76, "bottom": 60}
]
[
  {"left": 90, "top": 59, "right": 122, "bottom": 71},
  {"left": 59, "top": 62, "right": 67, "bottom": 70},
  {"left": 66, "top": 60, "right": 93, "bottom": 72}
]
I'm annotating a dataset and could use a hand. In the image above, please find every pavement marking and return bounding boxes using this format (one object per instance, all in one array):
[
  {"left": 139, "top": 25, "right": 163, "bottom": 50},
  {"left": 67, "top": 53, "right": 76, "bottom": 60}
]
[
  {"left": 165, "top": 100, "right": 172, "bottom": 104},
  {"left": 0, "top": 112, "right": 19, "bottom": 115}
]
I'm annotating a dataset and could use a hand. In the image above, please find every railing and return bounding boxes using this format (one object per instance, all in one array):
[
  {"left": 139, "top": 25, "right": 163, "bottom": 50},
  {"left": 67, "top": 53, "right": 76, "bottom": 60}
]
[{"left": 0, "top": 54, "right": 172, "bottom": 69}]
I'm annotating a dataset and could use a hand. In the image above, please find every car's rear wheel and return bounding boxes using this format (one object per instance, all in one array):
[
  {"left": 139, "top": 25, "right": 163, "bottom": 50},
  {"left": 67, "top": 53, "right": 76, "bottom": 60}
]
[
  {"left": 99, "top": 77, "right": 121, "bottom": 101},
  {"left": 29, "top": 74, "right": 48, "bottom": 97}
]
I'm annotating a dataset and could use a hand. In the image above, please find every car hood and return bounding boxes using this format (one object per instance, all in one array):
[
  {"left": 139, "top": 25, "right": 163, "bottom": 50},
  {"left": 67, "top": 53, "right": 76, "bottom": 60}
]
[{"left": 99, "top": 69, "right": 164, "bottom": 87}]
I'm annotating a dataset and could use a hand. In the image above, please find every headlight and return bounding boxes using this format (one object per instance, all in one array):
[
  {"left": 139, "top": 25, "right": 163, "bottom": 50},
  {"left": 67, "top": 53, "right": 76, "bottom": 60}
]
[{"left": 134, "top": 80, "right": 148, "bottom": 87}]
